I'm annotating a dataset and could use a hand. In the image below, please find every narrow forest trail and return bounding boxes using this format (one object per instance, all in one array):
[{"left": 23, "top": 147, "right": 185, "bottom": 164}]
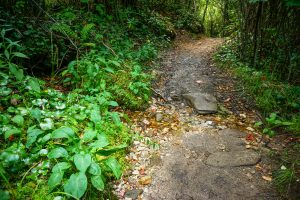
[{"left": 115, "top": 33, "right": 279, "bottom": 200}]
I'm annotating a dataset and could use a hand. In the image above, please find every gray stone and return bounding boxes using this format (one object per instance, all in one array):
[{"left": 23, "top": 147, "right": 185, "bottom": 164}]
[
  {"left": 125, "top": 189, "right": 143, "bottom": 200},
  {"left": 155, "top": 113, "right": 163, "bottom": 122},
  {"left": 205, "top": 150, "right": 261, "bottom": 167},
  {"left": 182, "top": 93, "right": 217, "bottom": 114}
]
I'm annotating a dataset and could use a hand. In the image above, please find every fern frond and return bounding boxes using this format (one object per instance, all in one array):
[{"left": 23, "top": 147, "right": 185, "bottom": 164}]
[
  {"left": 80, "top": 23, "right": 95, "bottom": 41},
  {"left": 51, "top": 22, "right": 77, "bottom": 39}
]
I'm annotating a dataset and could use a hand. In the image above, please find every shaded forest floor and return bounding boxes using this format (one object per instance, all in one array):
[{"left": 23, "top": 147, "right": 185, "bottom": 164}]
[{"left": 112, "top": 32, "right": 287, "bottom": 199}]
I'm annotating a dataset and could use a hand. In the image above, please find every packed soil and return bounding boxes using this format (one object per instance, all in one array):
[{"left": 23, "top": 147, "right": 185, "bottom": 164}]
[{"left": 114, "top": 32, "right": 280, "bottom": 200}]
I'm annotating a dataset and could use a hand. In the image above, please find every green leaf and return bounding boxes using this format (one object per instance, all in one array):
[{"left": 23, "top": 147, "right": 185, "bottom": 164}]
[
  {"left": 40, "top": 133, "right": 51, "bottom": 143},
  {"left": 109, "top": 60, "right": 121, "bottom": 67},
  {"left": 88, "top": 162, "right": 101, "bottom": 175},
  {"left": 4, "top": 49, "right": 9, "bottom": 59},
  {"left": 9, "top": 63, "right": 24, "bottom": 81},
  {"left": 40, "top": 118, "right": 54, "bottom": 130},
  {"left": 12, "top": 115, "right": 24, "bottom": 126},
  {"left": 74, "top": 154, "right": 91, "bottom": 172},
  {"left": 89, "top": 136, "right": 109, "bottom": 149},
  {"left": 254, "top": 121, "right": 263, "bottom": 127},
  {"left": 0, "top": 87, "right": 12, "bottom": 96},
  {"left": 269, "top": 113, "right": 277, "bottom": 120},
  {"left": 64, "top": 172, "right": 87, "bottom": 199},
  {"left": 51, "top": 127, "right": 75, "bottom": 139},
  {"left": 274, "top": 120, "right": 282, "bottom": 125},
  {"left": 100, "top": 80, "right": 106, "bottom": 90},
  {"left": 263, "top": 128, "right": 270, "bottom": 134},
  {"left": 108, "top": 101, "right": 118, "bottom": 107},
  {"left": 12, "top": 52, "right": 29, "bottom": 59},
  {"left": 110, "top": 112, "right": 121, "bottom": 126},
  {"left": 52, "top": 162, "right": 71, "bottom": 173},
  {"left": 91, "top": 175, "right": 105, "bottom": 191},
  {"left": 48, "top": 171, "right": 64, "bottom": 191},
  {"left": 26, "top": 127, "right": 43, "bottom": 148},
  {"left": 83, "top": 129, "right": 96, "bottom": 142},
  {"left": 90, "top": 109, "right": 101, "bottom": 124},
  {"left": 105, "top": 157, "right": 122, "bottom": 179},
  {"left": 28, "top": 78, "right": 41, "bottom": 93},
  {"left": 0, "top": 189, "right": 10, "bottom": 200},
  {"left": 48, "top": 147, "right": 68, "bottom": 159},
  {"left": 268, "top": 130, "right": 276, "bottom": 137},
  {"left": 80, "top": 23, "right": 95, "bottom": 40},
  {"left": 30, "top": 108, "right": 41, "bottom": 121},
  {"left": 5, "top": 128, "right": 21, "bottom": 140},
  {"left": 96, "top": 144, "right": 127, "bottom": 156},
  {"left": 104, "top": 67, "right": 114, "bottom": 73},
  {"left": 282, "top": 121, "right": 293, "bottom": 126}
]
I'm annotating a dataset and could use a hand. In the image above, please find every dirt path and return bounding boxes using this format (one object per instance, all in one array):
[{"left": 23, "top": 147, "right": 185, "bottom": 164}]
[{"left": 115, "top": 34, "right": 279, "bottom": 200}]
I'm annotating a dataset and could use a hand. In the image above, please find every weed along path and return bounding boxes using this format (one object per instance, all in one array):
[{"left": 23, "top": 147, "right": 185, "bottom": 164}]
[{"left": 114, "top": 34, "right": 279, "bottom": 200}]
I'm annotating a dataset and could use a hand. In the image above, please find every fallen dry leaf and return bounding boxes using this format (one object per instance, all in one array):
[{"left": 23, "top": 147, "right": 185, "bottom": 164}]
[
  {"left": 246, "top": 133, "right": 255, "bottom": 141},
  {"left": 224, "top": 97, "right": 231, "bottom": 103},
  {"left": 262, "top": 175, "right": 272, "bottom": 182},
  {"left": 143, "top": 119, "right": 150, "bottom": 125},
  {"left": 255, "top": 164, "right": 263, "bottom": 171},
  {"left": 139, "top": 175, "right": 152, "bottom": 185},
  {"left": 139, "top": 168, "right": 146, "bottom": 175},
  {"left": 246, "top": 127, "right": 255, "bottom": 132}
]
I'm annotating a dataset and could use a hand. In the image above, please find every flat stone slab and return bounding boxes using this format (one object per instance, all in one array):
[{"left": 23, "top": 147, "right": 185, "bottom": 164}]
[
  {"left": 205, "top": 150, "right": 261, "bottom": 167},
  {"left": 182, "top": 92, "right": 217, "bottom": 114}
]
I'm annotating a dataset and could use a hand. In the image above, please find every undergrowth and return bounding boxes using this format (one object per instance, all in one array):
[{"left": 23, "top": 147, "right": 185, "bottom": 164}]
[
  {"left": 215, "top": 44, "right": 300, "bottom": 135},
  {"left": 0, "top": 3, "right": 174, "bottom": 199},
  {"left": 214, "top": 42, "right": 300, "bottom": 199}
]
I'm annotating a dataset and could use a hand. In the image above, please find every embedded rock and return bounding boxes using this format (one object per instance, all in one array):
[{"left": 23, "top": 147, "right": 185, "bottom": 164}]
[
  {"left": 205, "top": 150, "right": 261, "bottom": 167},
  {"left": 182, "top": 93, "right": 217, "bottom": 114}
]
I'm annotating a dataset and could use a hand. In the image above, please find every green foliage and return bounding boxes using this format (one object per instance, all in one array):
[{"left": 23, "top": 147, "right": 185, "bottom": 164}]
[
  {"left": 0, "top": 21, "right": 150, "bottom": 200},
  {"left": 255, "top": 113, "right": 294, "bottom": 137},
  {"left": 0, "top": 29, "right": 42, "bottom": 103},
  {"left": 174, "top": 10, "right": 204, "bottom": 33},
  {"left": 272, "top": 143, "right": 300, "bottom": 199},
  {"left": 51, "top": 23, "right": 77, "bottom": 39},
  {"left": 63, "top": 50, "right": 152, "bottom": 109},
  {"left": 215, "top": 44, "right": 300, "bottom": 136},
  {"left": 0, "top": 1, "right": 176, "bottom": 199},
  {"left": 216, "top": 37, "right": 300, "bottom": 199},
  {"left": 225, "top": 0, "right": 300, "bottom": 83},
  {"left": 273, "top": 167, "right": 296, "bottom": 194},
  {"left": 140, "top": 0, "right": 204, "bottom": 34}
]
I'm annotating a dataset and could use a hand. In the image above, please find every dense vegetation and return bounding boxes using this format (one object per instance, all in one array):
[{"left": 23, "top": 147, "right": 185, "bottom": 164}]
[
  {"left": 213, "top": 0, "right": 300, "bottom": 198},
  {"left": 0, "top": 1, "right": 179, "bottom": 199},
  {"left": 0, "top": 0, "right": 299, "bottom": 199}
]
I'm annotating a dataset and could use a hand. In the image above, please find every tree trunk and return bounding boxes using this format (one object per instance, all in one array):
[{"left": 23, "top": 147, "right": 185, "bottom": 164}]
[
  {"left": 202, "top": 0, "right": 209, "bottom": 23},
  {"left": 252, "top": 1, "right": 263, "bottom": 67}
]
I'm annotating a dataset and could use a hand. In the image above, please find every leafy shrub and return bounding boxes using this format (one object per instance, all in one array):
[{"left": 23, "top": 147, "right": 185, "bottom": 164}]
[
  {"left": 0, "top": 2, "right": 171, "bottom": 199},
  {"left": 0, "top": 31, "right": 131, "bottom": 199},
  {"left": 174, "top": 10, "right": 204, "bottom": 33},
  {"left": 63, "top": 51, "right": 151, "bottom": 109}
]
